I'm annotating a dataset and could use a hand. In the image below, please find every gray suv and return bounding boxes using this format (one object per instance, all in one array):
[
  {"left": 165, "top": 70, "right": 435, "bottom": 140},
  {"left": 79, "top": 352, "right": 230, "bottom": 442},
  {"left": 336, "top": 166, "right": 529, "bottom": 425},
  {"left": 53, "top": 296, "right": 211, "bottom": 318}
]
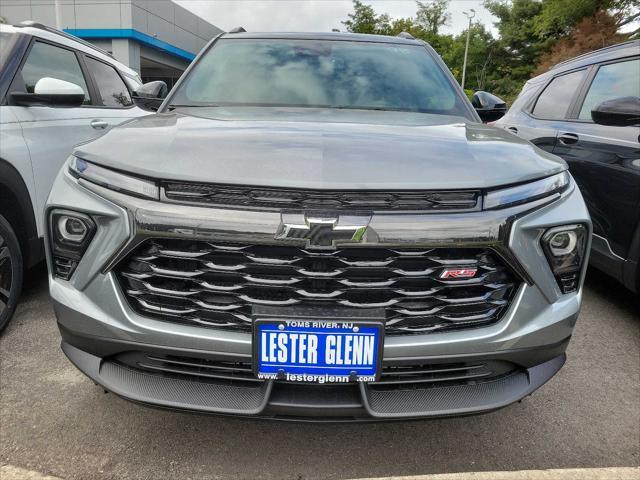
[{"left": 46, "top": 32, "right": 591, "bottom": 420}]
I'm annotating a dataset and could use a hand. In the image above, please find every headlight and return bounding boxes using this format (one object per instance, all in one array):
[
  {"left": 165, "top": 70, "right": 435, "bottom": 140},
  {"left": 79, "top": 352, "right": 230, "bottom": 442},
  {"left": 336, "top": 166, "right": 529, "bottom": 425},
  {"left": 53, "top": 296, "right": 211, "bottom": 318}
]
[
  {"left": 541, "top": 224, "right": 588, "bottom": 294},
  {"left": 484, "top": 172, "right": 570, "bottom": 210},
  {"left": 68, "top": 156, "right": 159, "bottom": 200},
  {"left": 49, "top": 209, "right": 96, "bottom": 280}
]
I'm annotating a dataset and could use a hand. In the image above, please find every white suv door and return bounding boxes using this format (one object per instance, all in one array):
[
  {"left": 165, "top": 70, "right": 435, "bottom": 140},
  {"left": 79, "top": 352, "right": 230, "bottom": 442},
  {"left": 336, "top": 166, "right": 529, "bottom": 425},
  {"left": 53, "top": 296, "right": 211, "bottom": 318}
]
[{"left": 9, "top": 39, "right": 145, "bottom": 234}]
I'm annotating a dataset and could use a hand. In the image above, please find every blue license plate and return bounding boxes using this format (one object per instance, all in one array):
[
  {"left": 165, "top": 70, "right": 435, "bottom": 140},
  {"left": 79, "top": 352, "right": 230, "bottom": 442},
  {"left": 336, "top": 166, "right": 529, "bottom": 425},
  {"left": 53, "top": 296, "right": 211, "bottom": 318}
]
[{"left": 254, "top": 320, "right": 383, "bottom": 383}]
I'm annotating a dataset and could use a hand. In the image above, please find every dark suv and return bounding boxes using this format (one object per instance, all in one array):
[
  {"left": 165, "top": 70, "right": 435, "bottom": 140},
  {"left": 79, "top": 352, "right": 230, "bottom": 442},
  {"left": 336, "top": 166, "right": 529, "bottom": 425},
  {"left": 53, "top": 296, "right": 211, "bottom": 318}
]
[{"left": 495, "top": 41, "right": 640, "bottom": 293}]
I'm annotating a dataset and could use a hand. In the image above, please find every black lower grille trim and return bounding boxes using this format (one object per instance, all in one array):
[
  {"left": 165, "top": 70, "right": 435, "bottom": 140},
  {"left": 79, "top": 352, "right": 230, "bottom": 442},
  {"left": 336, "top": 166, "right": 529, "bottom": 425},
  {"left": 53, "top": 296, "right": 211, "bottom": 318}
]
[
  {"left": 114, "top": 352, "right": 517, "bottom": 389},
  {"left": 116, "top": 352, "right": 258, "bottom": 386},
  {"left": 115, "top": 239, "right": 521, "bottom": 335}
]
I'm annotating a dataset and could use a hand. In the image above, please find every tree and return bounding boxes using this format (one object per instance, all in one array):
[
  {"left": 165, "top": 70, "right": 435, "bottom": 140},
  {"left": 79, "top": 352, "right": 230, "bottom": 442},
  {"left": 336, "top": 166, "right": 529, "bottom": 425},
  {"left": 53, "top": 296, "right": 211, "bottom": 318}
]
[
  {"left": 484, "top": 0, "right": 547, "bottom": 66},
  {"left": 483, "top": 0, "right": 550, "bottom": 98},
  {"left": 342, "top": 0, "right": 392, "bottom": 35},
  {"left": 440, "top": 23, "right": 501, "bottom": 91},
  {"left": 616, "top": 0, "right": 640, "bottom": 38},
  {"left": 388, "top": 17, "right": 424, "bottom": 37},
  {"left": 415, "top": 0, "right": 451, "bottom": 35},
  {"left": 534, "top": 0, "right": 640, "bottom": 39},
  {"left": 533, "top": 10, "right": 630, "bottom": 74}
]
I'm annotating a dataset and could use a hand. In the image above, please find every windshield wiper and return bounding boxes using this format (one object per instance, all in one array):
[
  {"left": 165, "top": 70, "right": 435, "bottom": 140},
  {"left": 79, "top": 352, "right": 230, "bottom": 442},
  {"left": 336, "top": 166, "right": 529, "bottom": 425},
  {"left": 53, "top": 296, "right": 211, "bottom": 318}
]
[{"left": 330, "top": 105, "right": 424, "bottom": 113}]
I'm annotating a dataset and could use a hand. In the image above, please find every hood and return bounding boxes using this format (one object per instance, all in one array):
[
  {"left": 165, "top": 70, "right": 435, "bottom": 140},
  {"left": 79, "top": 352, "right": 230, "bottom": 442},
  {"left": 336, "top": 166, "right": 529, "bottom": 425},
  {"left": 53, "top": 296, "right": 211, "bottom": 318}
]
[{"left": 75, "top": 107, "right": 566, "bottom": 190}]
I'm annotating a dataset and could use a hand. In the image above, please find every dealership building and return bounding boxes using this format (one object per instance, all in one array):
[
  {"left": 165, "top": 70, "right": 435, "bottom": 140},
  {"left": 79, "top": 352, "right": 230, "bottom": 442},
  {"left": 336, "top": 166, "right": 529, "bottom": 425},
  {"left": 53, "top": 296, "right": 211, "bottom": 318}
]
[{"left": 0, "top": 0, "right": 223, "bottom": 86}]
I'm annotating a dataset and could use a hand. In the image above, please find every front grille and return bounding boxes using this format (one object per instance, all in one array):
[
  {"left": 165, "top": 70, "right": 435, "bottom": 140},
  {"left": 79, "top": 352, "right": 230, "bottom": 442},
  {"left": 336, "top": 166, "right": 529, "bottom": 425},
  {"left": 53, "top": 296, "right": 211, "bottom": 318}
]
[
  {"left": 115, "top": 352, "right": 517, "bottom": 388},
  {"left": 163, "top": 182, "right": 481, "bottom": 212},
  {"left": 115, "top": 239, "right": 520, "bottom": 335},
  {"left": 116, "top": 352, "right": 259, "bottom": 384}
]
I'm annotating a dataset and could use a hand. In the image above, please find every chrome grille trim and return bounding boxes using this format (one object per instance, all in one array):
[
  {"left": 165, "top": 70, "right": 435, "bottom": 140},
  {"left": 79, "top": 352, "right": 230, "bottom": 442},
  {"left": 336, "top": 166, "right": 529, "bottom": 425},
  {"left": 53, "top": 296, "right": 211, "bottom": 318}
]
[{"left": 116, "top": 239, "right": 520, "bottom": 335}]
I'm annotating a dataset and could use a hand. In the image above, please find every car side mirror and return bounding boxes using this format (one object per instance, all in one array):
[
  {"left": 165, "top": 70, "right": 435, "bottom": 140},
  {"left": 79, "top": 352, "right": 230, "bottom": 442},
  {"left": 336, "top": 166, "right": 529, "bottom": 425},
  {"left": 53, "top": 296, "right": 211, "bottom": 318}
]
[
  {"left": 472, "top": 91, "right": 507, "bottom": 123},
  {"left": 132, "top": 81, "right": 169, "bottom": 111},
  {"left": 591, "top": 96, "right": 640, "bottom": 127},
  {"left": 10, "top": 77, "right": 85, "bottom": 107}
]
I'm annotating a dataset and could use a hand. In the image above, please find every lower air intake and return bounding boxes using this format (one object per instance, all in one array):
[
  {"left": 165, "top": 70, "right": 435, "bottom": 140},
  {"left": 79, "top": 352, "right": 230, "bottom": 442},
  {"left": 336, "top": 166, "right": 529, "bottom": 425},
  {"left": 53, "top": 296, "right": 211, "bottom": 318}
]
[{"left": 114, "top": 352, "right": 518, "bottom": 388}]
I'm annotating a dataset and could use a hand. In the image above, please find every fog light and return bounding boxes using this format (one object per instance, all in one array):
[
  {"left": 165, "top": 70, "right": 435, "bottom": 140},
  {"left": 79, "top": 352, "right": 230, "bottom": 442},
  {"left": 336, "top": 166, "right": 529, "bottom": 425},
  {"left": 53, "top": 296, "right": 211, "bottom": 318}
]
[
  {"left": 548, "top": 231, "right": 578, "bottom": 256},
  {"left": 49, "top": 210, "right": 96, "bottom": 280},
  {"left": 57, "top": 216, "right": 88, "bottom": 243},
  {"left": 541, "top": 224, "right": 588, "bottom": 294}
]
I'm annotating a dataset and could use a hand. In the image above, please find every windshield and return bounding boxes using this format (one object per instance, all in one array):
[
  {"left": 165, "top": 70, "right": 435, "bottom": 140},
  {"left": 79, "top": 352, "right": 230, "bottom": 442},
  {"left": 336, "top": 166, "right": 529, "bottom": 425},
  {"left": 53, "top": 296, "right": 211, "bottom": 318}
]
[{"left": 169, "top": 38, "right": 470, "bottom": 117}]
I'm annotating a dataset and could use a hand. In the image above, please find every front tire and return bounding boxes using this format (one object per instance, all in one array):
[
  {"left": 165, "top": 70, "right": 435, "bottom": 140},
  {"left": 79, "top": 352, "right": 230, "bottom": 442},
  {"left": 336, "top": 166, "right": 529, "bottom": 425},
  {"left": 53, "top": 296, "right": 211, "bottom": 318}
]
[{"left": 0, "top": 214, "right": 23, "bottom": 332}]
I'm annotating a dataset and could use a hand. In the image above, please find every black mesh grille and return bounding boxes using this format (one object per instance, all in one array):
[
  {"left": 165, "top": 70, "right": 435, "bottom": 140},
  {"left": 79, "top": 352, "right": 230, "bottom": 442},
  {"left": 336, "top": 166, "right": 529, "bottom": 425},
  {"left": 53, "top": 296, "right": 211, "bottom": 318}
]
[
  {"left": 116, "top": 352, "right": 259, "bottom": 385},
  {"left": 163, "top": 182, "right": 481, "bottom": 212},
  {"left": 115, "top": 239, "right": 520, "bottom": 335},
  {"left": 114, "top": 352, "right": 517, "bottom": 388}
]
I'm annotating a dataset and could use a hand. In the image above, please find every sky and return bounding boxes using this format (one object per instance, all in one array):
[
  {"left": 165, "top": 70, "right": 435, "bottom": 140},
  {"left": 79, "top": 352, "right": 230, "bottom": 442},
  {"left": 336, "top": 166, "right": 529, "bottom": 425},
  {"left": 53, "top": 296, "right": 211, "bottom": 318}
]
[{"left": 175, "top": 0, "right": 498, "bottom": 36}]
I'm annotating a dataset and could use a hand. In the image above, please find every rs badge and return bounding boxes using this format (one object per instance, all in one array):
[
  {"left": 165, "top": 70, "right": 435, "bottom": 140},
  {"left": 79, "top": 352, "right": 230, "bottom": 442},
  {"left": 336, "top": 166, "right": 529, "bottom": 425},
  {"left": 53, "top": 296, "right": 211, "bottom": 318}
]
[{"left": 440, "top": 268, "right": 478, "bottom": 279}]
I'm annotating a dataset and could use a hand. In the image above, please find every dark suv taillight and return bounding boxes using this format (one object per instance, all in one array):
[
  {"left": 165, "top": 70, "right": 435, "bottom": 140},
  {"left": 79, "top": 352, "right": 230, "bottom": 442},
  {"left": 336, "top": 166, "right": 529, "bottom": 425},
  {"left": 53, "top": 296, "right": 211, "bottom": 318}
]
[
  {"left": 541, "top": 224, "right": 588, "bottom": 294},
  {"left": 48, "top": 210, "right": 96, "bottom": 280}
]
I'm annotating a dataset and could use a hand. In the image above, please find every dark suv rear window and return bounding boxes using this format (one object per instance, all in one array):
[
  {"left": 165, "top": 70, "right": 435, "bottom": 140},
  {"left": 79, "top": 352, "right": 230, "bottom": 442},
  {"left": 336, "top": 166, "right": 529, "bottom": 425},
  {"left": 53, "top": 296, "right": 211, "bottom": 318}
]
[
  {"left": 578, "top": 59, "right": 640, "bottom": 120},
  {"left": 532, "top": 69, "right": 586, "bottom": 119},
  {"left": 169, "top": 39, "right": 470, "bottom": 118}
]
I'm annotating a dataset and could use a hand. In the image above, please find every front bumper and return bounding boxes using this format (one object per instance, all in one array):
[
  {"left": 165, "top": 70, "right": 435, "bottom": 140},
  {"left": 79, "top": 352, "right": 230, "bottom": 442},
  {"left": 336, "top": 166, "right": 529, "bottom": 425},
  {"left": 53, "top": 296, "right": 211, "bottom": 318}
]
[
  {"left": 61, "top": 334, "right": 566, "bottom": 420},
  {"left": 47, "top": 167, "right": 590, "bottom": 420}
]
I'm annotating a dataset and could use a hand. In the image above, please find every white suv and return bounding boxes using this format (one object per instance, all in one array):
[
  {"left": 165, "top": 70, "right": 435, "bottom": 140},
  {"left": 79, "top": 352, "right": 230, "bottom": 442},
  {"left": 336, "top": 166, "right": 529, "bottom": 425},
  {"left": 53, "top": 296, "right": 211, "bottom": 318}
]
[{"left": 0, "top": 22, "right": 166, "bottom": 330}]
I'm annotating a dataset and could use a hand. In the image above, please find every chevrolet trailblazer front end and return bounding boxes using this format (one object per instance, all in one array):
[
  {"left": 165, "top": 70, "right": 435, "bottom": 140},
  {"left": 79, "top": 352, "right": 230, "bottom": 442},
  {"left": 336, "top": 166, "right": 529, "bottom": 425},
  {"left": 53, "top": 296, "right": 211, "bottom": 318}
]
[{"left": 46, "top": 32, "right": 591, "bottom": 420}]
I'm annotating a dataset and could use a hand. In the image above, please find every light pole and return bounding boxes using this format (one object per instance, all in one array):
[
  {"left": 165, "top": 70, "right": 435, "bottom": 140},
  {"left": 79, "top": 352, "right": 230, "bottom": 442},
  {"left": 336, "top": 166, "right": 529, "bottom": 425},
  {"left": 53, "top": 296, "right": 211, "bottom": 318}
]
[
  {"left": 54, "top": 0, "right": 63, "bottom": 29},
  {"left": 461, "top": 9, "right": 476, "bottom": 91}
]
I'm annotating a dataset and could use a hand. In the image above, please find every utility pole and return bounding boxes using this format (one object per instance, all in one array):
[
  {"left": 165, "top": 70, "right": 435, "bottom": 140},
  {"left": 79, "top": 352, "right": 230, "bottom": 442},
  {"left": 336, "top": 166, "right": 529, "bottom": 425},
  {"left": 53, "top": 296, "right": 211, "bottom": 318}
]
[
  {"left": 54, "top": 0, "right": 63, "bottom": 29},
  {"left": 461, "top": 9, "right": 476, "bottom": 91}
]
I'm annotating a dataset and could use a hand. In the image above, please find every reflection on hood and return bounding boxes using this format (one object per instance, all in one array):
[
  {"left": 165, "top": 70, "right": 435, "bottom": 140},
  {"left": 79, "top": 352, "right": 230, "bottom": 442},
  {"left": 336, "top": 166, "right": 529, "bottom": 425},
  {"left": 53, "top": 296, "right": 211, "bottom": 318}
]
[{"left": 76, "top": 107, "right": 566, "bottom": 191}]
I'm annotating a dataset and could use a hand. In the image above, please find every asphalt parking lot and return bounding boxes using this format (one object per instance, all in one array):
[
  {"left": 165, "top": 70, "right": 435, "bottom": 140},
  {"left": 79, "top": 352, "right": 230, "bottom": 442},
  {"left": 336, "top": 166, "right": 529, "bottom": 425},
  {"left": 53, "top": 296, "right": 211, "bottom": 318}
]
[{"left": 1, "top": 266, "right": 638, "bottom": 480}]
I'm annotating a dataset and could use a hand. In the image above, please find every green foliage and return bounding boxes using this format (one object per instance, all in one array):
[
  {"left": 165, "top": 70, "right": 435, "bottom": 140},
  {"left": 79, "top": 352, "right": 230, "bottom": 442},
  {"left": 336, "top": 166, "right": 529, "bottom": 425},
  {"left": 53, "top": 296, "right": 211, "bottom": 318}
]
[
  {"left": 343, "top": 0, "right": 455, "bottom": 40},
  {"left": 441, "top": 24, "right": 499, "bottom": 90},
  {"left": 415, "top": 0, "right": 451, "bottom": 35},
  {"left": 534, "top": 10, "right": 631, "bottom": 74},
  {"left": 485, "top": 0, "right": 548, "bottom": 66},
  {"left": 534, "top": 0, "right": 600, "bottom": 37},
  {"left": 388, "top": 17, "right": 425, "bottom": 37},
  {"left": 342, "top": 0, "right": 392, "bottom": 35},
  {"left": 535, "top": 0, "right": 640, "bottom": 38}
]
